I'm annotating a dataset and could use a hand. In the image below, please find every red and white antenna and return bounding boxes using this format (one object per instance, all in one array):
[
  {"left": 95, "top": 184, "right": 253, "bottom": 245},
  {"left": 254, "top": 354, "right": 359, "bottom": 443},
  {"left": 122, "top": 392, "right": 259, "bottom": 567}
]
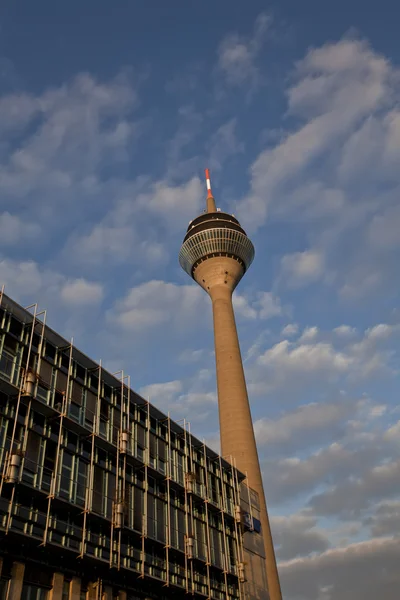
[
  {"left": 205, "top": 168, "right": 213, "bottom": 198},
  {"left": 205, "top": 168, "right": 217, "bottom": 212}
]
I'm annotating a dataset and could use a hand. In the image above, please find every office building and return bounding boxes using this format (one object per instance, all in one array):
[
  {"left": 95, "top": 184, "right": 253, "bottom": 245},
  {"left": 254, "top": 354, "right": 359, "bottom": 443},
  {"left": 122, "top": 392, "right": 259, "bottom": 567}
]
[{"left": 0, "top": 291, "right": 267, "bottom": 600}]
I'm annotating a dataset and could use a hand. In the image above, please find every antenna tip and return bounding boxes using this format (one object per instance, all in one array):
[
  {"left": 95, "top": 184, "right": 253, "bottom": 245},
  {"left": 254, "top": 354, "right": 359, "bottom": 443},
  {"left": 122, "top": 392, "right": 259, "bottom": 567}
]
[{"left": 205, "top": 168, "right": 213, "bottom": 197}]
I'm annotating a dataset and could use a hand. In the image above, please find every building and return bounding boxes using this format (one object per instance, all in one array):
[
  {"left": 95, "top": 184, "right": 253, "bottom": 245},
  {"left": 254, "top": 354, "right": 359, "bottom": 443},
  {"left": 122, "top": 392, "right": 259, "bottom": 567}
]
[
  {"left": 179, "top": 171, "right": 281, "bottom": 600},
  {"left": 0, "top": 291, "right": 267, "bottom": 600}
]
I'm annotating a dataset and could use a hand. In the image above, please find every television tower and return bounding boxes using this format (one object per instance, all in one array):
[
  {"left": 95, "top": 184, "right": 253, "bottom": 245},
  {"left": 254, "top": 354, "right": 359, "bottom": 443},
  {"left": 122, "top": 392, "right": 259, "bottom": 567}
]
[{"left": 179, "top": 170, "right": 282, "bottom": 600}]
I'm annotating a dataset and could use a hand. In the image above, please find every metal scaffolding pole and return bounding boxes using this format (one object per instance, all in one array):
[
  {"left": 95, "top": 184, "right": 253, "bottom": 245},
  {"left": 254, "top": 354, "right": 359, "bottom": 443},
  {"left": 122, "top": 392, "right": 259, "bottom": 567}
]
[
  {"left": 139, "top": 401, "right": 150, "bottom": 579},
  {"left": 41, "top": 339, "right": 74, "bottom": 546},
  {"left": 202, "top": 442, "right": 212, "bottom": 600},
  {"left": 1, "top": 302, "right": 39, "bottom": 497},
  {"left": 164, "top": 414, "right": 172, "bottom": 588},
  {"left": 79, "top": 361, "right": 102, "bottom": 558},
  {"left": 219, "top": 456, "right": 230, "bottom": 600},
  {"left": 6, "top": 305, "right": 46, "bottom": 533},
  {"left": 231, "top": 458, "right": 246, "bottom": 600},
  {"left": 187, "top": 422, "right": 195, "bottom": 594}
]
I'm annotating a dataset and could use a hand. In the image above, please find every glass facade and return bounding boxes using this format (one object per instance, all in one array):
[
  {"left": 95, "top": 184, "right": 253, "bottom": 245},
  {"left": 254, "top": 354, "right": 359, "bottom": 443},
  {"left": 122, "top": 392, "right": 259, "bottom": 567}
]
[{"left": 0, "top": 294, "right": 262, "bottom": 600}]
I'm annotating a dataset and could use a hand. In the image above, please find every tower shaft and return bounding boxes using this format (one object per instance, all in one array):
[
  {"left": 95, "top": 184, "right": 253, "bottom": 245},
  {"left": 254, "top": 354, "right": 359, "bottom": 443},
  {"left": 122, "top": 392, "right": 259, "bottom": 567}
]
[
  {"left": 179, "top": 169, "right": 282, "bottom": 600},
  {"left": 195, "top": 258, "right": 282, "bottom": 600}
]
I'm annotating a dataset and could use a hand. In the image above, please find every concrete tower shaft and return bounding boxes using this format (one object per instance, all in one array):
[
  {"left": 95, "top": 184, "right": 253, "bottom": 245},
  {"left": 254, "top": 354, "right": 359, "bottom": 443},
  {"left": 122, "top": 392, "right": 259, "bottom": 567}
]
[{"left": 179, "top": 171, "right": 282, "bottom": 600}]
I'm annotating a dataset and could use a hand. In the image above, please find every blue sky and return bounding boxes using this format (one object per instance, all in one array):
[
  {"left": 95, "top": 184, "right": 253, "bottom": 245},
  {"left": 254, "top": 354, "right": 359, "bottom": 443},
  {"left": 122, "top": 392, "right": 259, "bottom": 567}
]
[{"left": 1, "top": 2, "right": 400, "bottom": 598}]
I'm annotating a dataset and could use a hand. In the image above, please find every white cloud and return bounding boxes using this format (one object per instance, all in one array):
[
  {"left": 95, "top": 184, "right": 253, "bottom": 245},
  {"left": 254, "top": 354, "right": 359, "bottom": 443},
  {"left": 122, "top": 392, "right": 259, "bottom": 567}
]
[
  {"left": 139, "top": 380, "right": 183, "bottom": 404},
  {"left": 233, "top": 294, "right": 257, "bottom": 319},
  {"left": 0, "top": 257, "right": 103, "bottom": 313},
  {"left": 281, "top": 323, "right": 298, "bottom": 337},
  {"left": 217, "top": 12, "right": 271, "bottom": 88},
  {"left": 258, "top": 340, "right": 352, "bottom": 375},
  {"left": 139, "top": 378, "right": 217, "bottom": 423},
  {"left": 383, "top": 420, "right": 400, "bottom": 443},
  {"left": 59, "top": 278, "right": 103, "bottom": 306},
  {"left": 208, "top": 118, "right": 244, "bottom": 171},
  {"left": 365, "top": 323, "right": 400, "bottom": 341},
  {"left": 136, "top": 176, "right": 204, "bottom": 231},
  {"left": 109, "top": 280, "right": 207, "bottom": 332},
  {"left": 233, "top": 290, "right": 283, "bottom": 320},
  {"left": 0, "top": 72, "right": 138, "bottom": 206},
  {"left": 248, "top": 322, "right": 399, "bottom": 396},
  {"left": 0, "top": 212, "right": 40, "bottom": 245},
  {"left": 299, "top": 326, "right": 319, "bottom": 343},
  {"left": 254, "top": 401, "right": 354, "bottom": 447},
  {"left": 334, "top": 325, "right": 357, "bottom": 337},
  {"left": 280, "top": 250, "right": 325, "bottom": 288},
  {"left": 68, "top": 220, "right": 166, "bottom": 267},
  {"left": 235, "top": 37, "right": 400, "bottom": 301}
]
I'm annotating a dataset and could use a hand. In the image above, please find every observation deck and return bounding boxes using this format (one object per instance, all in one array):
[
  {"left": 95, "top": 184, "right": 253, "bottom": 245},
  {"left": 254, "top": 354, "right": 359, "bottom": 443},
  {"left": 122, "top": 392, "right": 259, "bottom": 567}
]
[{"left": 179, "top": 211, "right": 255, "bottom": 277}]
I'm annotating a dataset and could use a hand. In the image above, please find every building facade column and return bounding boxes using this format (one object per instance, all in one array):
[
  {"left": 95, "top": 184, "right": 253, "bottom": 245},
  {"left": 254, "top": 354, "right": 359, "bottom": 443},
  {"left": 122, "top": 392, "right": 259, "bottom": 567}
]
[
  {"left": 49, "top": 573, "right": 64, "bottom": 600},
  {"left": 69, "top": 577, "right": 81, "bottom": 600},
  {"left": 8, "top": 561, "right": 25, "bottom": 600}
]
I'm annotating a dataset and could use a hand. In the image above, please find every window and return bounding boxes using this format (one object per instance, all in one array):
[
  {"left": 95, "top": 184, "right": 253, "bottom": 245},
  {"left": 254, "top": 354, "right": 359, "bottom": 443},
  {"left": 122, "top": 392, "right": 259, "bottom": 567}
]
[
  {"left": 23, "top": 431, "right": 40, "bottom": 483},
  {"left": 89, "top": 373, "right": 99, "bottom": 391},
  {"left": 0, "top": 348, "right": 15, "bottom": 381},
  {"left": 60, "top": 353, "right": 70, "bottom": 371},
  {"left": 74, "top": 459, "right": 88, "bottom": 506},
  {"left": 59, "top": 451, "right": 73, "bottom": 497},
  {"left": 9, "top": 317, "right": 23, "bottom": 338},
  {"left": 21, "top": 585, "right": 48, "bottom": 600},
  {"left": 62, "top": 581, "right": 70, "bottom": 600},
  {"left": 44, "top": 343, "right": 56, "bottom": 362}
]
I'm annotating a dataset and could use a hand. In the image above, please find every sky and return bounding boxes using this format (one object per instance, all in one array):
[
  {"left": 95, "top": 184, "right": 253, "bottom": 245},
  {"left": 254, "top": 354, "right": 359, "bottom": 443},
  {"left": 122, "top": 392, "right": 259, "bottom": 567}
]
[{"left": 1, "top": 1, "right": 400, "bottom": 598}]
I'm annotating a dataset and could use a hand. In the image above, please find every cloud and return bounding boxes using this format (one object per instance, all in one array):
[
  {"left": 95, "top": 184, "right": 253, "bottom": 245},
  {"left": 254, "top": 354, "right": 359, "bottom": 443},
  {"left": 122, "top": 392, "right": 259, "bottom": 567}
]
[
  {"left": 281, "top": 323, "right": 298, "bottom": 337},
  {"left": 366, "top": 500, "right": 400, "bottom": 537},
  {"left": 272, "top": 513, "right": 330, "bottom": 561},
  {"left": 247, "top": 322, "right": 400, "bottom": 395},
  {"left": 139, "top": 380, "right": 183, "bottom": 405},
  {"left": 233, "top": 290, "right": 283, "bottom": 320},
  {"left": 0, "top": 212, "right": 41, "bottom": 245},
  {"left": 59, "top": 278, "right": 104, "bottom": 306},
  {"left": 0, "top": 72, "right": 138, "bottom": 210},
  {"left": 254, "top": 400, "right": 355, "bottom": 449},
  {"left": 208, "top": 118, "right": 244, "bottom": 171},
  {"left": 279, "top": 537, "right": 400, "bottom": 600},
  {"left": 109, "top": 280, "right": 207, "bottom": 332},
  {"left": 217, "top": 12, "right": 271, "bottom": 87},
  {"left": 280, "top": 250, "right": 325, "bottom": 288},
  {"left": 310, "top": 459, "right": 400, "bottom": 518},
  {"left": 136, "top": 176, "right": 203, "bottom": 231},
  {"left": 383, "top": 420, "right": 400, "bottom": 443},
  {"left": 333, "top": 325, "right": 357, "bottom": 337},
  {"left": 64, "top": 174, "right": 205, "bottom": 269},
  {"left": 68, "top": 220, "right": 166, "bottom": 268},
  {"left": 139, "top": 378, "right": 217, "bottom": 423},
  {"left": 299, "top": 326, "right": 319, "bottom": 343},
  {"left": 258, "top": 340, "right": 352, "bottom": 376},
  {"left": 235, "top": 36, "right": 400, "bottom": 301},
  {"left": 0, "top": 257, "right": 103, "bottom": 314},
  {"left": 368, "top": 203, "right": 400, "bottom": 250}
]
